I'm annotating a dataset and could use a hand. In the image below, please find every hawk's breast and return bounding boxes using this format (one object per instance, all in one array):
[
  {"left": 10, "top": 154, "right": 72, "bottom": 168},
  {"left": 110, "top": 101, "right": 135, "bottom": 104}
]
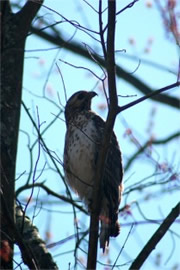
[{"left": 64, "top": 113, "right": 98, "bottom": 201}]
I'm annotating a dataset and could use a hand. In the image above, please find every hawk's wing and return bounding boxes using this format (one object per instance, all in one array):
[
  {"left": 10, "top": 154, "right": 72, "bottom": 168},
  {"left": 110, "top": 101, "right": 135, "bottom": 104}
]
[{"left": 92, "top": 113, "right": 123, "bottom": 222}]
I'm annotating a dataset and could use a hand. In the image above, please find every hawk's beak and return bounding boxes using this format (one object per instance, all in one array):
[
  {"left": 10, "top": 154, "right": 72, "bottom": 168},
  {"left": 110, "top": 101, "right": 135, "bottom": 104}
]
[{"left": 88, "top": 91, "right": 97, "bottom": 99}]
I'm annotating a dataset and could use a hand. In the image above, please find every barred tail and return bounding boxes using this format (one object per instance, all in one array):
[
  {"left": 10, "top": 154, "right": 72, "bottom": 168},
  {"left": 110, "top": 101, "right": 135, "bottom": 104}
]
[
  {"left": 100, "top": 221, "right": 109, "bottom": 252},
  {"left": 100, "top": 219, "right": 120, "bottom": 252}
]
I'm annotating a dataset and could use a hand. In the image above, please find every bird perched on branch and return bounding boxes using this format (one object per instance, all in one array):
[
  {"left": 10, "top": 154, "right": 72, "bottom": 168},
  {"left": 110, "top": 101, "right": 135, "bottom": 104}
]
[{"left": 63, "top": 91, "right": 123, "bottom": 251}]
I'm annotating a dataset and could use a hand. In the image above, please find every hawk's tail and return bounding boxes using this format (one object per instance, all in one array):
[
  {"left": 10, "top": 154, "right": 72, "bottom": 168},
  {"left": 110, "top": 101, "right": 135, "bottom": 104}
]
[{"left": 100, "top": 219, "right": 120, "bottom": 252}]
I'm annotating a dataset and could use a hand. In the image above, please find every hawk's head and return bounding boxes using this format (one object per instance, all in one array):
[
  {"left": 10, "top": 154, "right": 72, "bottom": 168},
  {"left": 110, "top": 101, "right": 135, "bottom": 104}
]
[{"left": 65, "top": 91, "right": 97, "bottom": 123}]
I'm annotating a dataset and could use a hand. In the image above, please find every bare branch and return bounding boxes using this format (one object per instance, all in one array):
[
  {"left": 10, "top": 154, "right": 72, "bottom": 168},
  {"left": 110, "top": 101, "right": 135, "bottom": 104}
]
[
  {"left": 125, "top": 131, "right": 180, "bottom": 171},
  {"left": 21, "top": 107, "right": 43, "bottom": 232},
  {"left": 39, "top": 3, "right": 100, "bottom": 42},
  {"left": 118, "top": 81, "right": 180, "bottom": 113},
  {"left": 82, "top": 0, "right": 99, "bottom": 13},
  {"left": 56, "top": 63, "right": 68, "bottom": 102},
  {"left": 116, "top": 0, "right": 139, "bottom": 16},
  {"left": 58, "top": 58, "right": 103, "bottom": 80},
  {"left": 87, "top": 0, "right": 118, "bottom": 268},
  {"left": 16, "top": 183, "right": 87, "bottom": 214},
  {"left": 17, "top": 0, "right": 43, "bottom": 35},
  {"left": 21, "top": 101, "right": 82, "bottom": 247},
  {"left": 129, "top": 201, "right": 180, "bottom": 270},
  {"left": 15, "top": 204, "right": 58, "bottom": 269},
  {"left": 99, "top": 0, "right": 107, "bottom": 59},
  {"left": 30, "top": 26, "right": 179, "bottom": 109}
]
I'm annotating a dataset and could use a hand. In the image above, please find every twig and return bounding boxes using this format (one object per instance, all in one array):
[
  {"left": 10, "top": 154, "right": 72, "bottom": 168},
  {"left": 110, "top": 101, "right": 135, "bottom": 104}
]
[
  {"left": 21, "top": 107, "right": 43, "bottom": 233},
  {"left": 118, "top": 81, "right": 180, "bottom": 113},
  {"left": 112, "top": 224, "right": 134, "bottom": 269},
  {"left": 56, "top": 63, "right": 67, "bottom": 102},
  {"left": 42, "top": 49, "right": 60, "bottom": 97},
  {"left": 99, "top": 0, "right": 107, "bottom": 59},
  {"left": 40, "top": 3, "right": 100, "bottom": 42},
  {"left": 82, "top": 0, "right": 99, "bottom": 13},
  {"left": 59, "top": 58, "right": 102, "bottom": 80},
  {"left": 21, "top": 101, "right": 81, "bottom": 249},
  {"left": 30, "top": 26, "right": 179, "bottom": 109},
  {"left": 125, "top": 131, "right": 180, "bottom": 171},
  {"left": 129, "top": 201, "right": 180, "bottom": 270},
  {"left": 116, "top": 0, "right": 139, "bottom": 16}
]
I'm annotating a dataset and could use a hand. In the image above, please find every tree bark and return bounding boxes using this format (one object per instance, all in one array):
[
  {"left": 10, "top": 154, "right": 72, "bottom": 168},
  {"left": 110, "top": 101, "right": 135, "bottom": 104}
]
[
  {"left": 0, "top": 1, "right": 43, "bottom": 268},
  {"left": 15, "top": 205, "right": 58, "bottom": 269},
  {"left": 87, "top": 0, "right": 118, "bottom": 268}
]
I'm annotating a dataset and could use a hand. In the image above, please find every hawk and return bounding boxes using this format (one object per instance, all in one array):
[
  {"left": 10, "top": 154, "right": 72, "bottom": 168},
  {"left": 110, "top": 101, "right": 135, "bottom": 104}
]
[{"left": 63, "top": 91, "right": 123, "bottom": 251}]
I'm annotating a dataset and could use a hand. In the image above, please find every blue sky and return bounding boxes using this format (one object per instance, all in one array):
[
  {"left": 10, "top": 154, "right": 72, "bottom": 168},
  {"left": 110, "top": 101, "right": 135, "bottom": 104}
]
[{"left": 14, "top": 0, "right": 180, "bottom": 269}]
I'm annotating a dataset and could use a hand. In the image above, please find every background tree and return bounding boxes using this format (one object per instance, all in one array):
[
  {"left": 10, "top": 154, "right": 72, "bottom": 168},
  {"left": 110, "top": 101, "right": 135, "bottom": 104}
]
[
  {"left": 1, "top": 1, "right": 57, "bottom": 269},
  {"left": 1, "top": 0, "right": 180, "bottom": 269}
]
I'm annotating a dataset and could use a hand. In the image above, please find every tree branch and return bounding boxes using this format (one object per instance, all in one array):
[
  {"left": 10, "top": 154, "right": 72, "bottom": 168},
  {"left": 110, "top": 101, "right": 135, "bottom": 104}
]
[
  {"left": 98, "top": 0, "right": 107, "bottom": 59},
  {"left": 87, "top": 0, "right": 117, "bottom": 268},
  {"left": 1, "top": 0, "right": 11, "bottom": 17},
  {"left": 15, "top": 204, "right": 58, "bottom": 269},
  {"left": 125, "top": 131, "right": 180, "bottom": 171},
  {"left": 17, "top": 0, "right": 43, "bottom": 34},
  {"left": 21, "top": 101, "right": 81, "bottom": 247},
  {"left": 116, "top": 0, "right": 139, "bottom": 15},
  {"left": 16, "top": 183, "right": 87, "bottom": 214},
  {"left": 1, "top": 195, "right": 39, "bottom": 269},
  {"left": 129, "top": 201, "right": 180, "bottom": 270},
  {"left": 118, "top": 81, "right": 180, "bottom": 113},
  {"left": 30, "top": 26, "right": 179, "bottom": 109}
]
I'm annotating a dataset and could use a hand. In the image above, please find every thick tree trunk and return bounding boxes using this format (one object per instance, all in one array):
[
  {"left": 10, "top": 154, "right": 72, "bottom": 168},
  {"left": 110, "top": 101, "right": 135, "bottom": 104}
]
[
  {"left": 1, "top": 3, "right": 24, "bottom": 268},
  {"left": 0, "top": 1, "right": 43, "bottom": 268}
]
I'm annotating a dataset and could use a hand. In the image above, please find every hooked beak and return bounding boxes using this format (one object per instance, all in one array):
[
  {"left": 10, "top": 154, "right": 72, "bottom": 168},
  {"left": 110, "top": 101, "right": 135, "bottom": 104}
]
[{"left": 87, "top": 91, "right": 97, "bottom": 99}]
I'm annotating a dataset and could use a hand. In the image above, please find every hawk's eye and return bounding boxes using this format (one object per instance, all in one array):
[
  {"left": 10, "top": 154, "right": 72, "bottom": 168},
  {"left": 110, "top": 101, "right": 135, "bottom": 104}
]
[{"left": 78, "top": 93, "right": 85, "bottom": 100}]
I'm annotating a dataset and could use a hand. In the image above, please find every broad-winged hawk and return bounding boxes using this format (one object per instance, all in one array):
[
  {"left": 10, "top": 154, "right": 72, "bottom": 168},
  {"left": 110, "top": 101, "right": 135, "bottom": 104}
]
[{"left": 64, "top": 91, "right": 123, "bottom": 251}]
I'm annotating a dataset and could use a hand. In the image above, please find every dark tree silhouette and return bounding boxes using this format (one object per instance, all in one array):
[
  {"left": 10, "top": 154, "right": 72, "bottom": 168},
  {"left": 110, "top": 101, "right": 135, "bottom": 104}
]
[{"left": 1, "top": 1, "right": 57, "bottom": 268}]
